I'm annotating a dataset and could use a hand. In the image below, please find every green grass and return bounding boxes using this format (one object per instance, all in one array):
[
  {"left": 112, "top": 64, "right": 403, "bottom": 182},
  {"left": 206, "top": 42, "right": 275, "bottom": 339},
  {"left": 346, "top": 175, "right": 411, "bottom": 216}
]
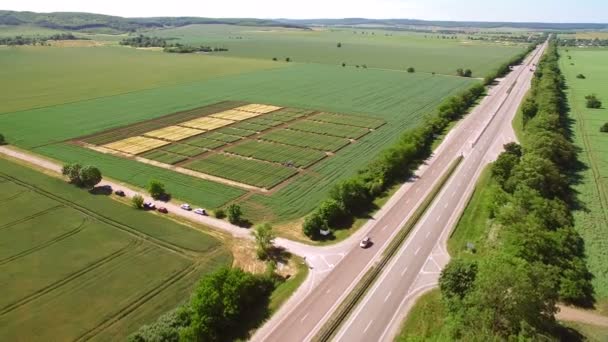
[
  {"left": 561, "top": 321, "right": 608, "bottom": 342},
  {"left": 287, "top": 119, "right": 371, "bottom": 139},
  {"left": 145, "top": 24, "right": 526, "bottom": 75},
  {"left": 160, "top": 143, "right": 207, "bottom": 157},
  {"left": 396, "top": 289, "right": 448, "bottom": 342},
  {"left": 560, "top": 48, "right": 608, "bottom": 302},
  {"left": 268, "top": 257, "right": 309, "bottom": 313},
  {"left": 216, "top": 127, "right": 258, "bottom": 137},
  {"left": 200, "top": 132, "right": 243, "bottom": 143},
  {"left": 0, "top": 46, "right": 281, "bottom": 114},
  {"left": 260, "top": 129, "right": 350, "bottom": 151},
  {"left": 0, "top": 157, "right": 231, "bottom": 341},
  {"left": 231, "top": 121, "right": 272, "bottom": 132},
  {"left": 224, "top": 140, "right": 326, "bottom": 168},
  {"left": 309, "top": 112, "right": 385, "bottom": 129},
  {"left": 140, "top": 149, "right": 187, "bottom": 164},
  {"left": 447, "top": 167, "right": 497, "bottom": 258},
  {"left": 182, "top": 136, "right": 227, "bottom": 149},
  {"left": 184, "top": 154, "right": 297, "bottom": 189}
]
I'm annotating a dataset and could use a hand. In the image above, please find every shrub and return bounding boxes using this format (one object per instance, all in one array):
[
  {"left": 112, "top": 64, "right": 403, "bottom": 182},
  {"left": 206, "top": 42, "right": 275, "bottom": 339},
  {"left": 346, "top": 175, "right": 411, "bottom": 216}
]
[
  {"left": 272, "top": 57, "right": 277, "bottom": 61},
  {"left": 601, "top": 123, "right": 608, "bottom": 133},
  {"left": 214, "top": 208, "right": 226, "bottom": 219},
  {"left": 132, "top": 194, "right": 144, "bottom": 209},
  {"left": 342, "top": 62, "right": 346, "bottom": 67},
  {"left": 285, "top": 57, "right": 291, "bottom": 62},
  {"left": 303, "top": 212, "right": 328, "bottom": 240},
  {"left": 463, "top": 69, "right": 472, "bottom": 77},
  {"left": 0, "top": 133, "right": 5, "bottom": 145},
  {"left": 407, "top": 67, "right": 415, "bottom": 73},
  {"left": 226, "top": 204, "right": 243, "bottom": 224},
  {"left": 147, "top": 179, "right": 166, "bottom": 200},
  {"left": 337, "top": 42, "right": 342, "bottom": 48},
  {"left": 576, "top": 74, "right": 586, "bottom": 79},
  {"left": 79, "top": 165, "right": 102, "bottom": 188},
  {"left": 585, "top": 94, "right": 602, "bottom": 109},
  {"left": 62, "top": 163, "right": 82, "bottom": 185}
]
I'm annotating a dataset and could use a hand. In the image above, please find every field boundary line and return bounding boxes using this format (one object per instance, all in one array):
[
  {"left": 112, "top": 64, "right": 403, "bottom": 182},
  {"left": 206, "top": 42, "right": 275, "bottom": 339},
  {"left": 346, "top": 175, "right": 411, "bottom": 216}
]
[
  {"left": 0, "top": 204, "right": 64, "bottom": 230},
  {"left": 312, "top": 156, "right": 464, "bottom": 342},
  {"left": 0, "top": 239, "right": 141, "bottom": 316}
]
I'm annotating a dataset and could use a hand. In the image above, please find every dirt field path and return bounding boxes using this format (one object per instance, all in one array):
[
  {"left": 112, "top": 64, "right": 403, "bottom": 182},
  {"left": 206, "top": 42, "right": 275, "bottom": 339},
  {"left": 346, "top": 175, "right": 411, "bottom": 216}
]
[{"left": 557, "top": 305, "right": 608, "bottom": 327}]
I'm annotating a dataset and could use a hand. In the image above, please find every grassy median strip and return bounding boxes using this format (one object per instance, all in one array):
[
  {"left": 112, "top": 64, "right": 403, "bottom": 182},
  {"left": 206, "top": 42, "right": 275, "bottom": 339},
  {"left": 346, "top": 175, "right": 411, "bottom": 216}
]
[{"left": 312, "top": 155, "right": 464, "bottom": 342}]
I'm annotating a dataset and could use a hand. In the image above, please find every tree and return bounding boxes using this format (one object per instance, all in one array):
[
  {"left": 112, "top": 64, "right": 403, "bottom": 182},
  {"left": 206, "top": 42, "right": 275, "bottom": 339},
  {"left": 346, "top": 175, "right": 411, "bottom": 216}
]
[
  {"left": 439, "top": 259, "right": 477, "bottom": 311},
  {"left": 0, "top": 133, "right": 5, "bottom": 145},
  {"left": 456, "top": 68, "right": 464, "bottom": 77},
  {"left": 601, "top": 122, "right": 608, "bottom": 133},
  {"left": 330, "top": 178, "right": 370, "bottom": 214},
  {"left": 214, "top": 208, "right": 226, "bottom": 219},
  {"left": 132, "top": 194, "right": 144, "bottom": 209},
  {"left": 407, "top": 67, "right": 415, "bottom": 73},
  {"left": 463, "top": 69, "right": 472, "bottom": 77},
  {"left": 147, "top": 179, "right": 166, "bottom": 200},
  {"left": 226, "top": 204, "right": 243, "bottom": 224},
  {"left": 285, "top": 57, "right": 291, "bottom": 62},
  {"left": 302, "top": 212, "right": 328, "bottom": 240},
  {"left": 253, "top": 223, "right": 276, "bottom": 260},
  {"left": 79, "top": 166, "right": 102, "bottom": 188},
  {"left": 337, "top": 42, "right": 342, "bottom": 48},
  {"left": 342, "top": 62, "right": 346, "bottom": 67},
  {"left": 576, "top": 73, "right": 586, "bottom": 79},
  {"left": 317, "top": 199, "right": 346, "bottom": 226},
  {"left": 272, "top": 57, "right": 277, "bottom": 61},
  {"left": 62, "top": 163, "right": 82, "bottom": 185}
]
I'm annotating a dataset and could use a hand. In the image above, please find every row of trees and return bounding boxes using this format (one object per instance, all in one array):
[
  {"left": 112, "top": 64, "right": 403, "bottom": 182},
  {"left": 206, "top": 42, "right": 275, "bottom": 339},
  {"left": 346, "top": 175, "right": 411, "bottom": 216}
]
[
  {"left": 438, "top": 41, "right": 594, "bottom": 340},
  {"left": 0, "top": 33, "right": 83, "bottom": 46},
  {"left": 585, "top": 94, "right": 603, "bottom": 109},
  {"left": 483, "top": 43, "right": 537, "bottom": 85},
  {"left": 303, "top": 82, "right": 485, "bottom": 239},
  {"left": 120, "top": 35, "right": 228, "bottom": 53},
  {"left": 456, "top": 68, "right": 472, "bottom": 77},
  {"left": 128, "top": 267, "right": 277, "bottom": 342}
]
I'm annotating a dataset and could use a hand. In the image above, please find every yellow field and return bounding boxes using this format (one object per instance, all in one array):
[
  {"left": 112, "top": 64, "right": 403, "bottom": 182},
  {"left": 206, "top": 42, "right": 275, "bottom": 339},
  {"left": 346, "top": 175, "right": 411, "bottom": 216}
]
[
  {"left": 180, "top": 117, "right": 234, "bottom": 130},
  {"left": 103, "top": 136, "right": 170, "bottom": 155},
  {"left": 211, "top": 109, "right": 262, "bottom": 121},
  {"left": 143, "top": 125, "right": 204, "bottom": 141},
  {"left": 235, "top": 103, "right": 282, "bottom": 114}
]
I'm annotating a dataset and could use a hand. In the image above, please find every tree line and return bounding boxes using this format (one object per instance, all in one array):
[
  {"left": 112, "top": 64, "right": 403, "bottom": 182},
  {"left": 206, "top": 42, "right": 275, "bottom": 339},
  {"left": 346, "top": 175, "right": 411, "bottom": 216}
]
[
  {"left": 120, "top": 35, "right": 228, "bottom": 53},
  {"left": 303, "top": 82, "right": 486, "bottom": 239},
  {"left": 559, "top": 38, "right": 608, "bottom": 47},
  {"left": 0, "top": 33, "right": 84, "bottom": 46},
  {"left": 438, "top": 41, "right": 594, "bottom": 340},
  {"left": 483, "top": 43, "right": 537, "bottom": 85}
]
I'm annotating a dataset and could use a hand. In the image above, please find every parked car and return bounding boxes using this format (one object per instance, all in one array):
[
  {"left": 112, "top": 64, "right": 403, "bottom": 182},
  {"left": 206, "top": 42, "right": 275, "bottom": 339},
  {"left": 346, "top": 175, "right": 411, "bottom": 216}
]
[
  {"left": 194, "top": 208, "right": 207, "bottom": 216},
  {"left": 144, "top": 202, "right": 156, "bottom": 210},
  {"left": 157, "top": 207, "right": 168, "bottom": 214},
  {"left": 114, "top": 190, "right": 125, "bottom": 197},
  {"left": 180, "top": 203, "right": 192, "bottom": 211},
  {"left": 360, "top": 237, "right": 372, "bottom": 248}
]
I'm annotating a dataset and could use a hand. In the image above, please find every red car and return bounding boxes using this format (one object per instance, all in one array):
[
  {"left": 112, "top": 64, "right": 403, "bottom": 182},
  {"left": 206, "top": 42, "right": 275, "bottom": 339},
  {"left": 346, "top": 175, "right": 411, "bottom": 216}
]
[{"left": 157, "top": 207, "right": 168, "bottom": 214}]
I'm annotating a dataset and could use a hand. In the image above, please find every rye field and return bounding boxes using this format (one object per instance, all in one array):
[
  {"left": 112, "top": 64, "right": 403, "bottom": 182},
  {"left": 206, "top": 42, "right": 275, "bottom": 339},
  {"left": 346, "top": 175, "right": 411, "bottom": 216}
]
[
  {"left": 0, "top": 157, "right": 231, "bottom": 340},
  {"left": 560, "top": 48, "right": 608, "bottom": 304},
  {"left": 0, "top": 31, "right": 526, "bottom": 225},
  {"left": 143, "top": 24, "right": 526, "bottom": 76}
]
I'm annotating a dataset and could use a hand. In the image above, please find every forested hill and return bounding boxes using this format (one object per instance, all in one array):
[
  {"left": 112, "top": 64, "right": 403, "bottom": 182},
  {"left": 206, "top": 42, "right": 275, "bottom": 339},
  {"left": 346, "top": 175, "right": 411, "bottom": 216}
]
[
  {"left": 278, "top": 18, "right": 608, "bottom": 30},
  {"left": 0, "top": 10, "right": 308, "bottom": 32}
]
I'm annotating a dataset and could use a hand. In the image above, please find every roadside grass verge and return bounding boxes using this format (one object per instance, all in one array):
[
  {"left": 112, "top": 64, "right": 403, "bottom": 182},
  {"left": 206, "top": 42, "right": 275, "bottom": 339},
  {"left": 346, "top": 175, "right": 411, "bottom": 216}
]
[{"left": 396, "top": 289, "right": 447, "bottom": 342}]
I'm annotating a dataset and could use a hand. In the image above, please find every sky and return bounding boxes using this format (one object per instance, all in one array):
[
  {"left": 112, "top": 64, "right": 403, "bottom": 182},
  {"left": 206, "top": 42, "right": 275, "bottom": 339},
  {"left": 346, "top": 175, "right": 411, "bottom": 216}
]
[{"left": 2, "top": 0, "right": 607, "bottom": 23}]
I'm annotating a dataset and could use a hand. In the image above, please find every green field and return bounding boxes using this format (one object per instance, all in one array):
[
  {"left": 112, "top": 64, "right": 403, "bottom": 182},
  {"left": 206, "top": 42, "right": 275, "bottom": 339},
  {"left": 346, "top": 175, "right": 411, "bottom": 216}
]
[
  {"left": 184, "top": 153, "right": 298, "bottom": 189},
  {"left": 224, "top": 140, "right": 326, "bottom": 167},
  {"left": 560, "top": 48, "right": 608, "bottom": 304},
  {"left": 287, "top": 119, "right": 371, "bottom": 139},
  {"left": 143, "top": 24, "right": 526, "bottom": 75},
  {"left": 0, "top": 157, "right": 231, "bottom": 341},
  {"left": 0, "top": 34, "right": 526, "bottom": 225},
  {"left": 140, "top": 149, "right": 187, "bottom": 164},
  {"left": 260, "top": 128, "right": 350, "bottom": 151},
  {"left": 0, "top": 46, "right": 281, "bottom": 114}
]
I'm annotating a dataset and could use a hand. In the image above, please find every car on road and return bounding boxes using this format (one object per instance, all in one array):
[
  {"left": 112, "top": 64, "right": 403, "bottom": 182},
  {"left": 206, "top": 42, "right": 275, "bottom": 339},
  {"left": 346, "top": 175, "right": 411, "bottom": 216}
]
[
  {"left": 144, "top": 202, "right": 156, "bottom": 210},
  {"left": 180, "top": 203, "right": 192, "bottom": 211},
  {"left": 194, "top": 208, "right": 207, "bottom": 216},
  {"left": 360, "top": 237, "right": 372, "bottom": 248},
  {"left": 157, "top": 207, "right": 168, "bottom": 214},
  {"left": 114, "top": 190, "right": 125, "bottom": 196}
]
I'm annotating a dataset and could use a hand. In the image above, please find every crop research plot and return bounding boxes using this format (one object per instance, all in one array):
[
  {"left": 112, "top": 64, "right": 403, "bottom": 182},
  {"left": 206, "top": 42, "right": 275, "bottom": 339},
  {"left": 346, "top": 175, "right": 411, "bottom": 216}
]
[
  {"left": 0, "top": 158, "right": 231, "bottom": 341},
  {"left": 78, "top": 101, "right": 382, "bottom": 190}
]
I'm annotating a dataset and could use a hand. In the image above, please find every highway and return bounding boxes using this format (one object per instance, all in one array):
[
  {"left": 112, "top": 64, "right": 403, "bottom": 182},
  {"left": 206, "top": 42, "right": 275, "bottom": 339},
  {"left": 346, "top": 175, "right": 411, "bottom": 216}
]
[{"left": 254, "top": 42, "right": 546, "bottom": 342}]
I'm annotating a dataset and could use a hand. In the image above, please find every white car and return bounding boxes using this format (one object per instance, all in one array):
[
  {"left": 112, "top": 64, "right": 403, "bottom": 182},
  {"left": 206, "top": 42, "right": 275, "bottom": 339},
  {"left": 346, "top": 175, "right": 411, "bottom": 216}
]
[
  {"left": 360, "top": 237, "right": 372, "bottom": 248},
  {"left": 180, "top": 203, "right": 192, "bottom": 211},
  {"left": 194, "top": 208, "right": 207, "bottom": 216}
]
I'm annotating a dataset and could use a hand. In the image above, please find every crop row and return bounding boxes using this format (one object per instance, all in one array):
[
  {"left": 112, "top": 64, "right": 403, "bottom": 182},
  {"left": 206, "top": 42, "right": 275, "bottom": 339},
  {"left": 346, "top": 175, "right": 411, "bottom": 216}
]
[
  {"left": 183, "top": 154, "right": 297, "bottom": 189},
  {"left": 216, "top": 127, "right": 257, "bottom": 137},
  {"left": 224, "top": 140, "right": 326, "bottom": 168},
  {"left": 182, "top": 136, "right": 227, "bottom": 149},
  {"left": 309, "top": 112, "right": 385, "bottom": 129},
  {"left": 140, "top": 150, "right": 187, "bottom": 165},
  {"left": 287, "top": 120, "right": 370, "bottom": 139},
  {"left": 260, "top": 129, "right": 349, "bottom": 152},
  {"left": 160, "top": 143, "right": 207, "bottom": 157}
]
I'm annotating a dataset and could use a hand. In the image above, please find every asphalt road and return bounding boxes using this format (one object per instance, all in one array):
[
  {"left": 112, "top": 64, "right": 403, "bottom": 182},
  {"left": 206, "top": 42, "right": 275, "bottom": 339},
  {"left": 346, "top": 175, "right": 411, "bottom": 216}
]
[
  {"left": 334, "top": 42, "right": 547, "bottom": 342},
  {"left": 254, "top": 42, "right": 546, "bottom": 342}
]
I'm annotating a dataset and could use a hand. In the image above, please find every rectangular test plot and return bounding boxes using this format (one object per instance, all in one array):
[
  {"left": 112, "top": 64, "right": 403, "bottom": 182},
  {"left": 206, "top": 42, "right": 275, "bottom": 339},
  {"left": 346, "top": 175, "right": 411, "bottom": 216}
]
[
  {"left": 287, "top": 120, "right": 370, "bottom": 139},
  {"left": 235, "top": 104, "right": 282, "bottom": 114},
  {"left": 225, "top": 140, "right": 326, "bottom": 168},
  {"left": 143, "top": 126, "right": 204, "bottom": 141},
  {"left": 179, "top": 117, "right": 234, "bottom": 131},
  {"left": 309, "top": 112, "right": 385, "bottom": 129},
  {"left": 103, "top": 136, "right": 170, "bottom": 155},
  {"left": 183, "top": 154, "right": 297, "bottom": 189},
  {"left": 260, "top": 129, "right": 349, "bottom": 152},
  {"left": 211, "top": 109, "right": 261, "bottom": 121},
  {"left": 140, "top": 150, "right": 188, "bottom": 165}
]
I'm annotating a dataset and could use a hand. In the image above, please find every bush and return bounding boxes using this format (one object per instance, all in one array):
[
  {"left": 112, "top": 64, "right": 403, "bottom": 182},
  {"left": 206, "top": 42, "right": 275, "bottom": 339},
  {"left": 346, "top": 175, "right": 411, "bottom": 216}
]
[
  {"left": 147, "top": 179, "right": 166, "bottom": 200},
  {"left": 226, "top": 204, "right": 243, "bottom": 224},
  {"left": 303, "top": 212, "right": 328, "bottom": 240},
  {"left": 132, "top": 194, "right": 144, "bottom": 209},
  {"left": 285, "top": 57, "right": 291, "bottom": 62},
  {"left": 79, "top": 165, "right": 102, "bottom": 188},
  {"left": 272, "top": 57, "right": 277, "bottom": 61},
  {"left": 576, "top": 73, "right": 586, "bottom": 79},
  {"left": 342, "top": 62, "right": 346, "bottom": 67},
  {"left": 62, "top": 163, "right": 82, "bottom": 185},
  {"left": 0, "top": 133, "right": 5, "bottom": 145},
  {"left": 585, "top": 94, "right": 602, "bottom": 109},
  {"left": 463, "top": 69, "right": 472, "bottom": 77},
  {"left": 337, "top": 42, "right": 342, "bottom": 48},
  {"left": 407, "top": 67, "right": 415, "bottom": 73},
  {"left": 214, "top": 208, "right": 226, "bottom": 219},
  {"left": 601, "top": 123, "right": 608, "bottom": 133}
]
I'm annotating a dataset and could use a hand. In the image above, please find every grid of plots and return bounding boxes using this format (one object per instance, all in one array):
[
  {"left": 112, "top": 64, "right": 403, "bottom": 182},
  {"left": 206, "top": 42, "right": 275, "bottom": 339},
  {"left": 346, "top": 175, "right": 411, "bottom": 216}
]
[{"left": 83, "top": 102, "right": 384, "bottom": 190}]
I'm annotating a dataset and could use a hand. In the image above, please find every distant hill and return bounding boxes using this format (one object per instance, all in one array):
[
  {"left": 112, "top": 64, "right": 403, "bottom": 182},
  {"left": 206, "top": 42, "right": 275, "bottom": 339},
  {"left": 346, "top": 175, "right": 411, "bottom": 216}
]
[
  {"left": 0, "top": 10, "right": 308, "bottom": 33},
  {"left": 277, "top": 18, "right": 608, "bottom": 31}
]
